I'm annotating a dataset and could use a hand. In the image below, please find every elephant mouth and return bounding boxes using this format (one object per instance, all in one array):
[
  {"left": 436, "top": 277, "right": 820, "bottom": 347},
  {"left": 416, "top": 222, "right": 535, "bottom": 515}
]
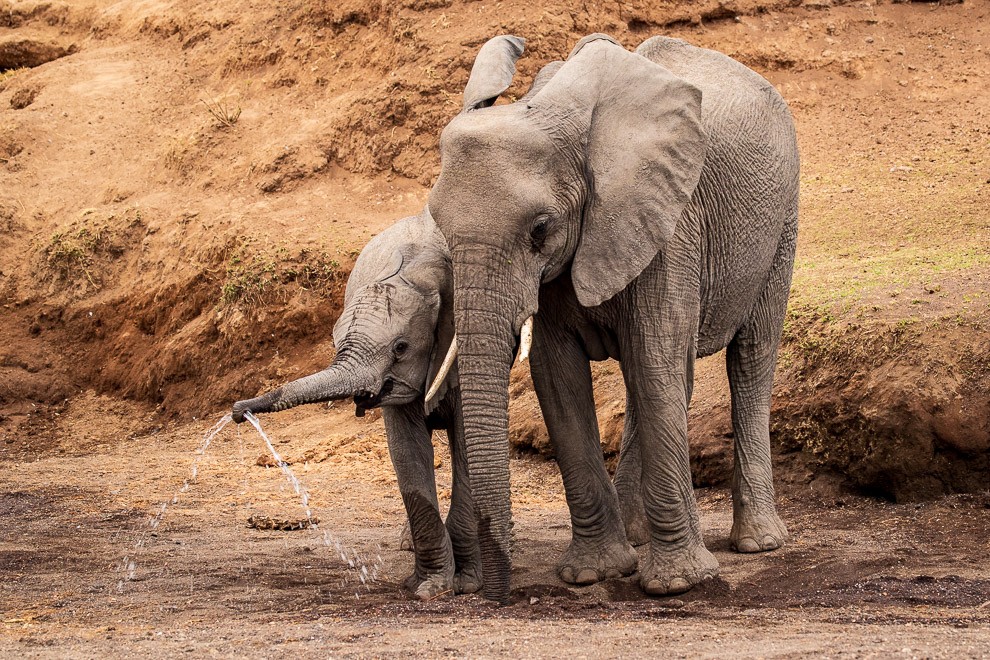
[{"left": 353, "top": 378, "right": 394, "bottom": 413}]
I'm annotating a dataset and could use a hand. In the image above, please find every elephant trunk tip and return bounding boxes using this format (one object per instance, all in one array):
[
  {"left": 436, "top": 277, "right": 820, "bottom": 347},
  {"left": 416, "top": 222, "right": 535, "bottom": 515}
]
[
  {"left": 232, "top": 388, "right": 282, "bottom": 424},
  {"left": 231, "top": 401, "right": 252, "bottom": 424}
]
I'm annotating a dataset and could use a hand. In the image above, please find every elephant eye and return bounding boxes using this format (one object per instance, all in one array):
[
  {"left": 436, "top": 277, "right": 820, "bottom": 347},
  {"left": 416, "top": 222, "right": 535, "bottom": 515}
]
[
  {"left": 393, "top": 339, "right": 409, "bottom": 357},
  {"left": 530, "top": 217, "right": 550, "bottom": 251}
]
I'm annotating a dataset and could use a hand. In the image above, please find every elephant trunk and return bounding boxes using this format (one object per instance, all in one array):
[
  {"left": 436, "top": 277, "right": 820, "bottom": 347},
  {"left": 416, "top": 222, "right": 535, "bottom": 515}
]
[
  {"left": 452, "top": 251, "right": 519, "bottom": 605},
  {"left": 231, "top": 357, "right": 380, "bottom": 423}
]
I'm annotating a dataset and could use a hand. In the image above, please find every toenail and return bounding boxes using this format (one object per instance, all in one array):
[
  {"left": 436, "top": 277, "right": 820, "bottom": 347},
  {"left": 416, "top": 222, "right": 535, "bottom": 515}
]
[
  {"left": 575, "top": 568, "right": 599, "bottom": 584},
  {"left": 736, "top": 537, "right": 761, "bottom": 553}
]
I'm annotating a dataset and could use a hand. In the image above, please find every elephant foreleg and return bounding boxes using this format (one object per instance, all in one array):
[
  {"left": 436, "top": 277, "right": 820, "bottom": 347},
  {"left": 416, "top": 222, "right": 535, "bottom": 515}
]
[
  {"left": 614, "top": 362, "right": 697, "bottom": 547},
  {"left": 622, "top": 325, "right": 718, "bottom": 596},
  {"left": 530, "top": 322, "right": 637, "bottom": 586},
  {"left": 383, "top": 403, "right": 455, "bottom": 599}
]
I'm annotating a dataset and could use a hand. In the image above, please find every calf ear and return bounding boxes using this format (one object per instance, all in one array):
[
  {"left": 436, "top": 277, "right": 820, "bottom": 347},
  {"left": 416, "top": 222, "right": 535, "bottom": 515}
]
[
  {"left": 462, "top": 35, "right": 525, "bottom": 111},
  {"left": 519, "top": 60, "right": 563, "bottom": 102},
  {"left": 333, "top": 248, "right": 403, "bottom": 346}
]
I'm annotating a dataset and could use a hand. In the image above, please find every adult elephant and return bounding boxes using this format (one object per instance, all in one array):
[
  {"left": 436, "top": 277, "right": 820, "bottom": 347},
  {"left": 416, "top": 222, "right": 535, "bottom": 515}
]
[{"left": 425, "top": 34, "right": 799, "bottom": 603}]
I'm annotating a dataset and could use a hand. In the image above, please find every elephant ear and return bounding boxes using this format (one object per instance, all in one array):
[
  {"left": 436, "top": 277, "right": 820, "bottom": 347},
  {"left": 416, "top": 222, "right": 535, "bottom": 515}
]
[
  {"left": 532, "top": 37, "right": 707, "bottom": 307},
  {"left": 518, "top": 60, "right": 563, "bottom": 103},
  {"left": 332, "top": 246, "right": 404, "bottom": 347},
  {"left": 462, "top": 35, "right": 525, "bottom": 112}
]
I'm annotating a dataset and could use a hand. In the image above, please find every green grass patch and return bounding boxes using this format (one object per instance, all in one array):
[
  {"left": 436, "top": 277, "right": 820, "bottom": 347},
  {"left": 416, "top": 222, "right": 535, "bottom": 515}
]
[
  {"left": 793, "top": 147, "right": 989, "bottom": 313},
  {"left": 220, "top": 242, "right": 346, "bottom": 305},
  {"left": 40, "top": 209, "right": 143, "bottom": 288}
]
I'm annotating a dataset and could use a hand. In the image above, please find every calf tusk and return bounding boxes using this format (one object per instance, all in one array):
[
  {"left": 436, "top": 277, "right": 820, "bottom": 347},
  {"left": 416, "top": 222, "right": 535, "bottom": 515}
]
[
  {"left": 518, "top": 316, "right": 534, "bottom": 362},
  {"left": 425, "top": 334, "right": 458, "bottom": 405}
]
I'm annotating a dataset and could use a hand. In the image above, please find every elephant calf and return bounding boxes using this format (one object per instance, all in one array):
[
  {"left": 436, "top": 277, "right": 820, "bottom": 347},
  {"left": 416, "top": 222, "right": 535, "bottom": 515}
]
[{"left": 231, "top": 210, "right": 481, "bottom": 599}]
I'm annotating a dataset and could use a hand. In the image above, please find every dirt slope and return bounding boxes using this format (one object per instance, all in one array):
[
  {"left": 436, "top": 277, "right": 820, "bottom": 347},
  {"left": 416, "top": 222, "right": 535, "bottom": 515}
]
[{"left": 2, "top": 0, "right": 988, "bottom": 499}]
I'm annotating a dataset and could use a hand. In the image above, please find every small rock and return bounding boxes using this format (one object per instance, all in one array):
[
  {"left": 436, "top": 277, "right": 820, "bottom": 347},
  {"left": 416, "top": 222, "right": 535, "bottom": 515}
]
[
  {"left": 529, "top": 596, "right": 540, "bottom": 605},
  {"left": 256, "top": 454, "right": 279, "bottom": 467},
  {"left": 247, "top": 515, "right": 320, "bottom": 531},
  {"left": 865, "top": 36, "right": 875, "bottom": 44}
]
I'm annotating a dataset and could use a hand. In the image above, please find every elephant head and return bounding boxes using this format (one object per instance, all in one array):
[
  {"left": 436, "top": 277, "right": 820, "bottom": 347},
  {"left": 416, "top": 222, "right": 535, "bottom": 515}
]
[
  {"left": 232, "top": 210, "right": 454, "bottom": 422},
  {"left": 425, "top": 35, "right": 708, "bottom": 602}
]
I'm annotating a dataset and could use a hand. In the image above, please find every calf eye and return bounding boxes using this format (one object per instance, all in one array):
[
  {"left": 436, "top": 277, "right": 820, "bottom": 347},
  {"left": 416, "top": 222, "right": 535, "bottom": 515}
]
[
  {"left": 530, "top": 217, "right": 549, "bottom": 251},
  {"left": 393, "top": 339, "right": 409, "bottom": 357}
]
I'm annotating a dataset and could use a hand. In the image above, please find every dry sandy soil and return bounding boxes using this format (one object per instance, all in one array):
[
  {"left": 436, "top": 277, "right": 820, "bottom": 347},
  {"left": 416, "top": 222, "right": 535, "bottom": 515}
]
[{"left": 1, "top": 0, "right": 989, "bottom": 656}]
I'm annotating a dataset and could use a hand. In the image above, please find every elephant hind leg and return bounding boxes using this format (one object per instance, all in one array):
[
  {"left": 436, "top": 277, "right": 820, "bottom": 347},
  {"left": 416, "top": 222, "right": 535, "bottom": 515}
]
[
  {"left": 726, "top": 333, "right": 788, "bottom": 553},
  {"left": 725, "top": 229, "right": 794, "bottom": 553},
  {"left": 612, "top": 391, "right": 650, "bottom": 547}
]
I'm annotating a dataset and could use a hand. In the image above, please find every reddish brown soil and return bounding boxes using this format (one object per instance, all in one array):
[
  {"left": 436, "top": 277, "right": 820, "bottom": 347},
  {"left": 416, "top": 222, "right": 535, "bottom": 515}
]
[{"left": 1, "top": 0, "right": 989, "bottom": 655}]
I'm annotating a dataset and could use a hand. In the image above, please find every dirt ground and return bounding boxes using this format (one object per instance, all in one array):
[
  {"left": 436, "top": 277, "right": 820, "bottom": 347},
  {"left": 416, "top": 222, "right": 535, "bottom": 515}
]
[
  {"left": 2, "top": 397, "right": 989, "bottom": 657},
  {"left": 2, "top": 0, "right": 989, "bottom": 656}
]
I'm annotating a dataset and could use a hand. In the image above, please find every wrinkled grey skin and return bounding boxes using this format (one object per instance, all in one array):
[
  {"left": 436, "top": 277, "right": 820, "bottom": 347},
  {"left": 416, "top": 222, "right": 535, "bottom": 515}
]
[
  {"left": 231, "top": 211, "right": 483, "bottom": 600},
  {"left": 428, "top": 34, "right": 799, "bottom": 603}
]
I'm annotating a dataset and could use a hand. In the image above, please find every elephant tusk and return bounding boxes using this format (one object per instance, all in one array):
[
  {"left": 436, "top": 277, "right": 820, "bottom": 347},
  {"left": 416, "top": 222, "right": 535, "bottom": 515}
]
[
  {"left": 425, "top": 334, "right": 458, "bottom": 406},
  {"left": 518, "top": 316, "right": 534, "bottom": 362}
]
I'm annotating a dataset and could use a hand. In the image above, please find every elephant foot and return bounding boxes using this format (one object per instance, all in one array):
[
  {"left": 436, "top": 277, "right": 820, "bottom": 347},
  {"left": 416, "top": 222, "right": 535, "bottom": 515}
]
[
  {"left": 556, "top": 538, "right": 638, "bottom": 585},
  {"left": 404, "top": 568, "right": 456, "bottom": 600},
  {"left": 639, "top": 540, "right": 718, "bottom": 596},
  {"left": 730, "top": 507, "right": 788, "bottom": 553},
  {"left": 398, "top": 522, "right": 414, "bottom": 552},
  {"left": 454, "top": 562, "right": 483, "bottom": 595}
]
